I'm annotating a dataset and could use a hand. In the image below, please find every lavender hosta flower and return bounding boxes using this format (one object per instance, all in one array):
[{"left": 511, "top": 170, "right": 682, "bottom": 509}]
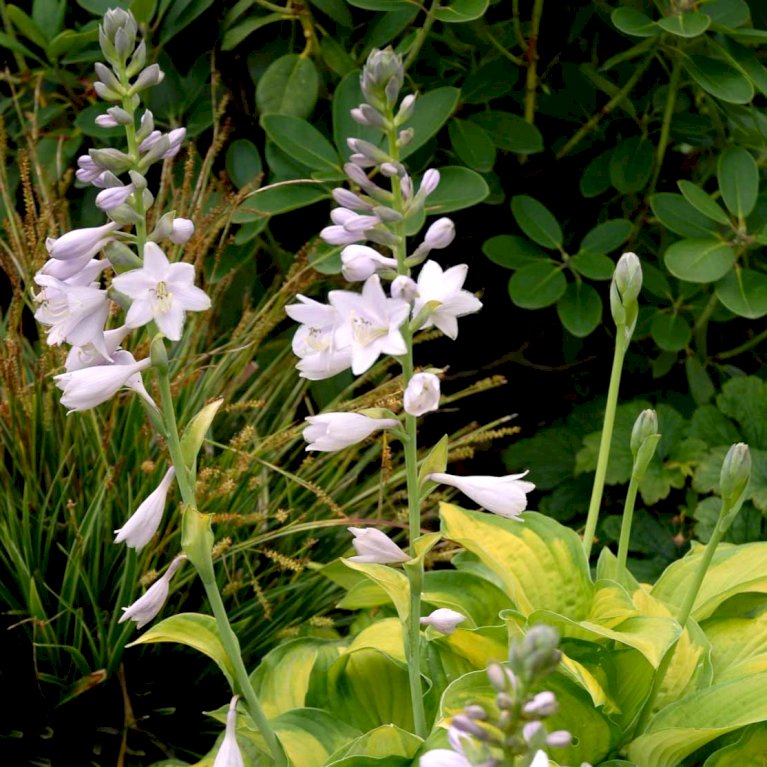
[
  {"left": 391, "top": 275, "right": 417, "bottom": 302},
  {"left": 423, "top": 217, "right": 455, "bottom": 251},
  {"left": 404, "top": 372, "right": 440, "bottom": 416},
  {"left": 54, "top": 349, "right": 154, "bottom": 412},
  {"left": 119, "top": 554, "right": 186, "bottom": 629},
  {"left": 304, "top": 412, "right": 400, "bottom": 452},
  {"left": 114, "top": 467, "right": 175, "bottom": 550},
  {"left": 96, "top": 183, "right": 135, "bottom": 211},
  {"left": 427, "top": 471, "right": 535, "bottom": 519},
  {"left": 348, "top": 527, "right": 409, "bottom": 564},
  {"left": 76, "top": 154, "right": 103, "bottom": 184},
  {"left": 111, "top": 242, "right": 211, "bottom": 341},
  {"left": 46, "top": 221, "right": 121, "bottom": 262},
  {"left": 420, "top": 608, "right": 466, "bottom": 635},
  {"left": 413, "top": 261, "right": 482, "bottom": 340},
  {"left": 330, "top": 275, "right": 409, "bottom": 374},
  {"left": 65, "top": 325, "right": 132, "bottom": 371},
  {"left": 139, "top": 126, "right": 185, "bottom": 159},
  {"left": 213, "top": 696, "right": 245, "bottom": 767},
  {"left": 341, "top": 244, "right": 398, "bottom": 282}
]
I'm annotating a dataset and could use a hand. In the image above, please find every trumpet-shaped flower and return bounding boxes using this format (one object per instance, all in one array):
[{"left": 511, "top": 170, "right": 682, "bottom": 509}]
[
  {"left": 213, "top": 696, "right": 245, "bottom": 767},
  {"left": 404, "top": 372, "right": 440, "bottom": 416},
  {"left": 330, "top": 275, "right": 409, "bottom": 374},
  {"left": 119, "top": 554, "right": 185, "bottom": 629},
  {"left": 413, "top": 261, "right": 482, "bottom": 340},
  {"left": 114, "top": 467, "right": 175, "bottom": 550},
  {"left": 427, "top": 471, "right": 535, "bottom": 519},
  {"left": 420, "top": 608, "right": 466, "bottom": 635},
  {"left": 54, "top": 349, "right": 153, "bottom": 412},
  {"left": 111, "top": 242, "right": 211, "bottom": 341},
  {"left": 348, "top": 527, "right": 409, "bottom": 564},
  {"left": 46, "top": 221, "right": 120, "bottom": 261},
  {"left": 341, "top": 244, "right": 398, "bottom": 282},
  {"left": 64, "top": 325, "right": 132, "bottom": 371},
  {"left": 304, "top": 412, "right": 399, "bottom": 452}
]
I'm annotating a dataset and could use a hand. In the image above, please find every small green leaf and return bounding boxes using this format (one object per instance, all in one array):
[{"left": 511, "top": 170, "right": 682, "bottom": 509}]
[
  {"left": 677, "top": 180, "right": 731, "bottom": 224},
  {"left": 470, "top": 111, "right": 543, "bottom": 154},
  {"left": 256, "top": 54, "right": 319, "bottom": 119},
  {"left": 609, "top": 136, "right": 653, "bottom": 194},
  {"left": 159, "top": 0, "right": 214, "bottom": 47},
  {"left": 716, "top": 269, "right": 767, "bottom": 318},
  {"left": 231, "top": 183, "right": 328, "bottom": 222},
  {"left": 482, "top": 235, "right": 548, "bottom": 269},
  {"left": 399, "top": 87, "right": 460, "bottom": 160},
  {"left": 580, "top": 219, "right": 632, "bottom": 255},
  {"left": 424, "top": 167, "right": 489, "bottom": 214},
  {"left": 448, "top": 119, "right": 496, "bottom": 172},
  {"left": 651, "top": 193, "right": 721, "bottom": 238},
  {"left": 225, "top": 139, "right": 263, "bottom": 189},
  {"left": 508, "top": 262, "right": 567, "bottom": 309},
  {"left": 656, "top": 11, "right": 710, "bottom": 37},
  {"left": 47, "top": 27, "right": 98, "bottom": 58},
  {"left": 418, "top": 435, "right": 449, "bottom": 489},
  {"left": 221, "top": 12, "right": 282, "bottom": 50},
  {"left": 650, "top": 312, "right": 692, "bottom": 352},
  {"left": 433, "top": 0, "right": 489, "bottom": 23},
  {"left": 686, "top": 356, "right": 716, "bottom": 405},
  {"left": 580, "top": 150, "right": 613, "bottom": 198},
  {"left": 684, "top": 54, "right": 754, "bottom": 104},
  {"left": 128, "top": 613, "right": 235, "bottom": 686},
  {"left": 557, "top": 281, "right": 602, "bottom": 337},
  {"left": 261, "top": 115, "right": 340, "bottom": 173},
  {"left": 706, "top": 0, "right": 751, "bottom": 29},
  {"left": 180, "top": 399, "right": 223, "bottom": 471},
  {"left": 718, "top": 146, "right": 759, "bottom": 218},
  {"left": 511, "top": 195, "right": 563, "bottom": 250},
  {"left": 7, "top": 5, "right": 49, "bottom": 48},
  {"left": 664, "top": 238, "right": 736, "bottom": 283},
  {"left": 308, "top": 0, "right": 353, "bottom": 26},
  {"left": 611, "top": 7, "right": 659, "bottom": 37},
  {"left": 570, "top": 252, "right": 616, "bottom": 280}
]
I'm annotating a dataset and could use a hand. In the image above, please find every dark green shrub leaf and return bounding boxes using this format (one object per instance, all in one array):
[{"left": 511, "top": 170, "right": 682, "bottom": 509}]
[
  {"left": 557, "top": 281, "right": 602, "bottom": 337},
  {"left": 7, "top": 5, "right": 49, "bottom": 48},
  {"left": 508, "top": 263, "right": 567, "bottom": 309},
  {"left": 434, "top": 0, "right": 489, "bottom": 23},
  {"left": 641, "top": 262, "right": 672, "bottom": 298},
  {"left": 482, "top": 235, "right": 548, "bottom": 269},
  {"left": 570, "top": 252, "right": 615, "bottom": 280},
  {"left": 261, "top": 115, "right": 340, "bottom": 172},
  {"left": 689, "top": 404, "right": 740, "bottom": 445},
  {"left": 677, "top": 180, "right": 731, "bottom": 224},
  {"left": 399, "top": 87, "right": 461, "bottom": 160},
  {"left": 159, "top": 0, "right": 214, "bottom": 47},
  {"left": 320, "top": 35, "right": 357, "bottom": 77},
  {"left": 684, "top": 54, "right": 754, "bottom": 104},
  {"left": 685, "top": 356, "right": 716, "bottom": 405},
  {"left": 580, "top": 150, "right": 612, "bottom": 198},
  {"left": 32, "top": 0, "right": 66, "bottom": 40},
  {"left": 718, "top": 146, "right": 759, "bottom": 218},
  {"left": 651, "top": 193, "right": 721, "bottom": 238},
  {"left": 222, "top": 12, "right": 282, "bottom": 50},
  {"left": 718, "top": 377, "right": 767, "bottom": 450},
  {"left": 503, "top": 427, "right": 581, "bottom": 491},
  {"left": 225, "top": 139, "right": 263, "bottom": 189},
  {"left": 650, "top": 312, "right": 692, "bottom": 351},
  {"left": 656, "top": 11, "right": 710, "bottom": 37},
  {"left": 307, "top": 0, "right": 353, "bottom": 26},
  {"left": 511, "top": 195, "right": 563, "bottom": 249},
  {"left": 469, "top": 111, "right": 543, "bottom": 154},
  {"left": 366, "top": 6, "right": 419, "bottom": 48},
  {"left": 611, "top": 7, "right": 659, "bottom": 37},
  {"left": 48, "top": 27, "right": 98, "bottom": 58},
  {"left": 462, "top": 60, "right": 516, "bottom": 103},
  {"left": 74, "top": 103, "right": 124, "bottom": 138},
  {"left": 580, "top": 219, "right": 632, "bottom": 255},
  {"left": 664, "top": 238, "right": 736, "bottom": 283},
  {"left": 609, "top": 136, "right": 653, "bottom": 194},
  {"left": 345, "top": 0, "right": 409, "bottom": 8},
  {"left": 332, "top": 71, "right": 382, "bottom": 159},
  {"left": 231, "top": 184, "right": 328, "bottom": 222},
  {"left": 424, "top": 167, "right": 489, "bottom": 214},
  {"left": 706, "top": 0, "right": 750, "bottom": 28},
  {"left": 448, "top": 119, "right": 496, "bottom": 172},
  {"left": 256, "top": 54, "right": 319, "bottom": 119},
  {"left": 715, "top": 269, "right": 767, "bottom": 318}
]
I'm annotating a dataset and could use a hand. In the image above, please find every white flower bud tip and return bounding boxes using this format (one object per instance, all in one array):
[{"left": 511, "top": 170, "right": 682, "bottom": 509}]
[
  {"left": 420, "top": 608, "right": 466, "bottom": 635},
  {"left": 348, "top": 527, "right": 409, "bottom": 564},
  {"left": 404, "top": 372, "right": 440, "bottom": 416}
]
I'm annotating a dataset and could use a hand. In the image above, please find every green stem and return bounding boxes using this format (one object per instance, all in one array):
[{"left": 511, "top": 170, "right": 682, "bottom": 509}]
[
  {"left": 716, "top": 326, "right": 767, "bottom": 361},
  {"left": 523, "top": 0, "right": 544, "bottom": 125},
  {"left": 405, "top": 561, "right": 426, "bottom": 737},
  {"left": 403, "top": 0, "right": 439, "bottom": 72},
  {"left": 615, "top": 472, "right": 640, "bottom": 578},
  {"left": 582, "top": 337, "right": 627, "bottom": 560},
  {"left": 647, "top": 54, "right": 681, "bottom": 197}
]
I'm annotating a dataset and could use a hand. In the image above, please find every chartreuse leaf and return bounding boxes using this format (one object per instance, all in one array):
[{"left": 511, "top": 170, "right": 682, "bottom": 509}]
[
  {"left": 628, "top": 672, "right": 767, "bottom": 767},
  {"left": 422, "top": 570, "right": 513, "bottom": 627},
  {"left": 718, "top": 146, "right": 759, "bottom": 218},
  {"left": 261, "top": 115, "right": 341, "bottom": 173},
  {"left": 439, "top": 504, "right": 594, "bottom": 619},
  {"left": 716, "top": 269, "right": 767, "bottom": 318},
  {"left": 677, "top": 180, "right": 730, "bottom": 225},
  {"left": 127, "top": 613, "right": 235, "bottom": 686},
  {"left": 508, "top": 262, "right": 567, "bottom": 309},
  {"left": 324, "top": 723, "right": 422, "bottom": 766},
  {"left": 418, "top": 434, "right": 448, "bottom": 492},
  {"left": 656, "top": 11, "right": 710, "bottom": 37},
  {"left": 684, "top": 54, "right": 754, "bottom": 104},
  {"left": 424, "top": 167, "right": 489, "bottom": 214},
  {"left": 180, "top": 398, "right": 223, "bottom": 472},
  {"left": 703, "top": 723, "right": 767, "bottom": 766},
  {"left": 702, "top": 613, "right": 767, "bottom": 684},
  {"left": 652, "top": 541, "right": 767, "bottom": 621},
  {"left": 664, "top": 238, "right": 736, "bottom": 283},
  {"left": 611, "top": 7, "right": 659, "bottom": 37},
  {"left": 399, "top": 87, "right": 460, "bottom": 160},
  {"left": 340, "top": 560, "right": 410, "bottom": 622},
  {"left": 434, "top": 625, "right": 509, "bottom": 670},
  {"left": 347, "top": 618, "right": 405, "bottom": 662},
  {"left": 439, "top": 668, "right": 616, "bottom": 765},
  {"left": 482, "top": 235, "right": 548, "bottom": 269},
  {"left": 511, "top": 195, "right": 563, "bottom": 249},
  {"left": 433, "top": 0, "right": 489, "bottom": 23},
  {"left": 557, "top": 281, "right": 602, "bottom": 337},
  {"left": 256, "top": 54, "right": 319, "bottom": 119}
]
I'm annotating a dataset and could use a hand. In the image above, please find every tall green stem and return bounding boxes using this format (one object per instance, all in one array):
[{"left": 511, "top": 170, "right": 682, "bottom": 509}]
[
  {"left": 582, "top": 338, "right": 627, "bottom": 560},
  {"left": 523, "top": 0, "right": 544, "bottom": 125},
  {"left": 647, "top": 55, "right": 681, "bottom": 197},
  {"left": 615, "top": 472, "right": 639, "bottom": 577}
]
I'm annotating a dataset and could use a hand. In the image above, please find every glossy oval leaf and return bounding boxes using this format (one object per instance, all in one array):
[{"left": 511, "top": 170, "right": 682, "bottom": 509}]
[
  {"left": 231, "top": 182, "right": 328, "bottom": 222},
  {"left": 425, "top": 166, "right": 489, "bottom": 214},
  {"left": 399, "top": 87, "right": 461, "bottom": 160},
  {"left": 611, "top": 7, "right": 659, "bottom": 37},
  {"left": 557, "top": 281, "right": 602, "bottom": 337},
  {"left": 511, "top": 194, "right": 563, "bottom": 249},
  {"left": 651, "top": 193, "right": 721, "bottom": 238},
  {"left": 677, "top": 180, "right": 731, "bottom": 224},
  {"left": 482, "top": 234, "right": 549, "bottom": 269},
  {"left": 469, "top": 110, "right": 543, "bottom": 153},
  {"left": 225, "top": 138, "right": 263, "bottom": 189},
  {"left": 434, "top": 0, "right": 489, "bottom": 22},
  {"left": 448, "top": 118, "right": 496, "bottom": 172},
  {"left": 664, "top": 238, "right": 736, "bottom": 283},
  {"left": 345, "top": 0, "right": 410, "bottom": 7},
  {"left": 706, "top": 0, "right": 751, "bottom": 29},
  {"left": 684, "top": 54, "right": 754, "bottom": 104},
  {"left": 716, "top": 269, "right": 767, "bottom": 318},
  {"left": 580, "top": 219, "right": 632, "bottom": 255},
  {"left": 256, "top": 54, "right": 319, "bottom": 119},
  {"left": 508, "top": 262, "right": 568, "bottom": 309},
  {"left": 651, "top": 311, "right": 692, "bottom": 351},
  {"left": 221, "top": 12, "right": 282, "bottom": 50},
  {"left": 332, "top": 71, "right": 382, "bottom": 159},
  {"left": 609, "top": 136, "right": 653, "bottom": 194},
  {"left": 656, "top": 11, "right": 710, "bottom": 37},
  {"left": 718, "top": 146, "right": 759, "bottom": 218},
  {"left": 581, "top": 150, "right": 613, "bottom": 198},
  {"left": 261, "top": 114, "right": 340, "bottom": 172},
  {"left": 570, "top": 251, "right": 616, "bottom": 280}
]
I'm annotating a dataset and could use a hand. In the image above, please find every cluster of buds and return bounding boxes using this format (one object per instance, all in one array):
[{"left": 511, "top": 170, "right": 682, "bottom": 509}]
[
  {"left": 33, "top": 9, "right": 210, "bottom": 604},
  {"left": 422, "top": 626, "right": 588, "bottom": 767}
]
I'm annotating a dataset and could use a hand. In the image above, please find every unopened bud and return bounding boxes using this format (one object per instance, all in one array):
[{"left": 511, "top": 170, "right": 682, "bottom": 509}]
[
  {"left": 465, "top": 705, "right": 487, "bottom": 720},
  {"left": 523, "top": 691, "right": 558, "bottom": 717},
  {"left": 107, "top": 106, "right": 132, "bottom": 125},
  {"left": 89, "top": 147, "right": 134, "bottom": 175},
  {"left": 546, "top": 730, "right": 573, "bottom": 748},
  {"left": 104, "top": 241, "right": 142, "bottom": 270},
  {"left": 132, "top": 64, "right": 164, "bottom": 93},
  {"left": 451, "top": 714, "right": 487, "bottom": 739},
  {"left": 610, "top": 252, "right": 642, "bottom": 340},
  {"left": 424, "top": 217, "right": 455, "bottom": 250},
  {"left": 495, "top": 692, "right": 514, "bottom": 710},
  {"left": 395, "top": 93, "right": 417, "bottom": 125},
  {"left": 391, "top": 275, "right": 417, "bottom": 302},
  {"left": 150, "top": 334, "right": 169, "bottom": 373},
  {"left": 720, "top": 442, "right": 751, "bottom": 523},
  {"left": 127, "top": 39, "right": 147, "bottom": 78},
  {"left": 630, "top": 408, "right": 661, "bottom": 479},
  {"left": 397, "top": 128, "right": 414, "bottom": 147},
  {"left": 380, "top": 162, "right": 404, "bottom": 177}
]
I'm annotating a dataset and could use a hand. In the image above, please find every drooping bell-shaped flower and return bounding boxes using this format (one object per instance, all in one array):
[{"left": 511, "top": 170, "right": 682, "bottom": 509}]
[
  {"left": 404, "top": 372, "right": 440, "bottom": 416},
  {"left": 213, "top": 696, "right": 245, "bottom": 767},
  {"left": 304, "top": 412, "right": 400, "bottom": 452},
  {"left": 427, "top": 471, "right": 535, "bottom": 519},
  {"left": 420, "top": 608, "right": 466, "bottom": 635},
  {"left": 46, "top": 221, "right": 121, "bottom": 262},
  {"left": 347, "top": 527, "right": 409, "bottom": 564},
  {"left": 114, "top": 467, "right": 176, "bottom": 550},
  {"left": 64, "top": 325, "right": 132, "bottom": 371},
  {"left": 341, "top": 244, "right": 398, "bottom": 282},
  {"left": 119, "top": 554, "right": 186, "bottom": 629}
]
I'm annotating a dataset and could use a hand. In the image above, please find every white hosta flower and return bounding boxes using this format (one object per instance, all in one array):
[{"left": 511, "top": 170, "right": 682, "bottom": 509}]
[
  {"left": 423, "top": 217, "right": 455, "bottom": 250},
  {"left": 427, "top": 471, "right": 535, "bottom": 519},
  {"left": 330, "top": 275, "right": 409, "bottom": 375},
  {"left": 96, "top": 183, "right": 135, "bottom": 211},
  {"left": 114, "top": 467, "right": 175, "bottom": 550},
  {"left": 119, "top": 555, "right": 186, "bottom": 629},
  {"left": 419, "top": 752, "right": 470, "bottom": 767},
  {"left": 169, "top": 217, "right": 195, "bottom": 244},
  {"left": 213, "top": 696, "right": 245, "bottom": 767},
  {"left": 111, "top": 242, "right": 211, "bottom": 341},
  {"left": 413, "top": 261, "right": 482, "bottom": 340},
  {"left": 341, "top": 244, "right": 398, "bottom": 282},
  {"left": 64, "top": 325, "right": 132, "bottom": 371},
  {"left": 54, "top": 350, "right": 154, "bottom": 412},
  {"left": 404, "top": 372, "right": 440, "bottom": 416},
  {"left": 420, "top": 608, "right": 466, "bottom": 635},
  {"left": 391, "top": 275, "right": 417, "bottom": 302},
  {"left": 530, "top": 750, "right": 551, "bottom": 766},
  {"left": 304, "top": 412, "right": 399, "bottom": 452},
  {"left": 348, "top": 527, "right": 409, "bottom": 564},
  {"left": 46, "top": 221, "right": 120, "bottom": 261}
]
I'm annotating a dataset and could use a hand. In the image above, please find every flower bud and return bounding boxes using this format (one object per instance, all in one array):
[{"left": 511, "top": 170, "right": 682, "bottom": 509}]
[
  {"left": 424, "top": 217, "right": 455, "bottom": 250},
  {"left": 127, "top": 39, "right": 147, "bottom": 78},
  {"left": 523, "top": 691, "right": 558, "bottom": 717},
  {"left": 404, "top": 372, "right": 441, "bottom": 416},
  {"left": 395, "top": 93, "right": 416, "bottom": 126},
  {"left": 419, "top": 607, "right": 465, "bottom": 635},
  {"left": 136, "top": 110, "right": 155, "bottom": 143},
  {"left": 95, "top": 113, "right": 119, "bottom": 128},
  {"left": 451, "top": 714, "right": 487, "bottom": 739},
  {"left": 96, "top": 184, "right": 135, "bottom": 211},
  {"left": 169, "top": 218, "right": 195, "bottom": 245},
  {"left": 101, "top": 8, "right": 137, "bottom": 64},
  {"left": 630, "top": 408, "right": 661, "bottom": 479},
  {"left": 93, "top": 81, "right": 122, "bottom": 102},
  {"left": 720, "top": 442, "right": 751, "bottom": 521},
  {"left": 332, "top": 188, "right": 372, "bottom": 211},
  {"left": 610, "top": 252, "right": 642, "bottom": 341},
  {"left": 90, "top": 147, "right": 134, "bottom": 175},
  {"left": 419, "top": 169, "right": 440, "bottom": 198},
  {"left": 464, "top": 705, "right": 487, "bottom": 720},
  {"left": 347, "top": 526, "right": 409, "bottom": 564},
  {"left": 104, "top": 241, "right": 142, "bottom": 269},
  {"left": 360, "top": 47, "right": 404, "bottom": 110},
  {"left": 397, "top": 128, "right": 414, "bottom": 147},
  {"left": 380, "top": 162, "right": 404, "bottom": 177},
  {"left": 546, "top": 730, "right": 573, "bottom": 748},
  {"left": 341, "top": 244, "right": 398, "bottom": 282},
  {"left": 131, "top": 64, "right": 164, "bottom": 93},
  {"left": 391, "top": 275, "right": 417, "bottom": 302}
]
